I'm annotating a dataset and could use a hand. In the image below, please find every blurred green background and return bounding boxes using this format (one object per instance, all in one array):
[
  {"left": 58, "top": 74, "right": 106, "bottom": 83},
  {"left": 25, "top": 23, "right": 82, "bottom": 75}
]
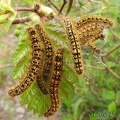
[{"left": 0, "top": 0, "right": 120, "bottom": 120}]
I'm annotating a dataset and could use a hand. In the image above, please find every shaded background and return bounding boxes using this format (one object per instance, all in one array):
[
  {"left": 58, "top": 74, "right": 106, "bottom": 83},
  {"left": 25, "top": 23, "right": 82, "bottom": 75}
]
[{"left": 0, "top": 0, "right": 120, "bottom": 120}]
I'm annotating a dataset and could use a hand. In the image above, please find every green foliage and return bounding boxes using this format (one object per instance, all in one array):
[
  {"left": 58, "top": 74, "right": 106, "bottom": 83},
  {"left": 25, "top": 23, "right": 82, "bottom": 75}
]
[
  {"left": 0, "top": 0, "right": 17, "bottom": 32},
  {"left": 12, "top": 30, "right": 31, "bottom": 80},
  {"left": 0, "top": 0, "right": 120, "bottom": 119},
  {"left": 11, "top": 21, "right": 76, "bottom": 116}
]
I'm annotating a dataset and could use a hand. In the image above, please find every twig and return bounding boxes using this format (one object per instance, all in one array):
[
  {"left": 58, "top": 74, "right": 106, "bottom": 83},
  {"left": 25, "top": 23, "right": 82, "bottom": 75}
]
[
  {"left": 101, "top": 58, "right": 120, "bottom": 80},
  {"left": 103, "top": 44, "right": 120, "bottom": 57},
  {"left": 0, "top": 64, "right": 13, "bottom": 69},
  {"left": 48, "top": 0, "right": 60, "bottom": 12},
  {"left": 12, "top": 16, "right": 31, "bottom": 24},
  {"left": 85, "top": 65, "right": 105, "bottom": 70},
  {"left": 58, "top": 0, "right": 68, "bottom": 15},
  {"left": 66, "top": 0, "right": 73, "bottom": 15},
  {"left": 14, "top": 7, "right": 43, "bottom": 17},
  {"left": 98, "top": 44, "right": 120, "bottom": 80}
]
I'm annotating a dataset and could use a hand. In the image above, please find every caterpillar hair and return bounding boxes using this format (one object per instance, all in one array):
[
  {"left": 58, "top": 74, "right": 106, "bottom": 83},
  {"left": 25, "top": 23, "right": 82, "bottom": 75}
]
[
  {"left": 62, "top": 17, "right": 84, "bottom": 75},
  {"left": 8, "top": 27, "right": 48, "bottom": 97},
  {"left": 44, "top": 48, "right": 64, "bottom": 117},
  {"left": 35, "top": 24, "right": 54, "bottom": 81}
]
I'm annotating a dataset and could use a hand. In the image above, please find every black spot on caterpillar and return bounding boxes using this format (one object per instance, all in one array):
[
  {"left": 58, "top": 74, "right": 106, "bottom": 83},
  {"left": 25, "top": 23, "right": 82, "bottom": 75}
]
[
  {"left": 62, "top": 17, "right": 84, "bottom": 75},
  {"left": 75, "top": 16, "right": 113, "bottom": 46},
  {"left": 44, "top": 48, "right": 64, "bottom": 117},
  {"left": 8, "top": 27, "right": 48, "bottom": 97},
  {"left": 36, "top": 52, "right": 49, "bottom": 95},
  {"left": 75, "top": 15, "right": 113, "bottom": 29},
  {"left": 86, "top": 33, "right": 105, "bottom": 55},
  {"left": 34, "top": 24, "right": 54, "bottom": 81}
]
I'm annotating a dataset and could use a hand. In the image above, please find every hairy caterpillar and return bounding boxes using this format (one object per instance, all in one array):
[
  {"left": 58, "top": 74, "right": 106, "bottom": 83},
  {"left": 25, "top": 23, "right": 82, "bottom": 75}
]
[
  {"left": 75, "top": 15, "right": 113, "bottom": 29},
  {"left": 44, "top": 48, "right": 64, "bottom": 117},
  {"left": 75, "top": 16, "right": 113, "bottom": 45},
  {"left": 8, "top": 27, "right": 48, "bottom": 97},
  {"left": 61, "top": 17, "right": 84, "bottom": 75},
  {"left": 87, "top": 34, "right": 105, "bottom": 55},
  {"left": 34, "top": 24, "right": 54, "bottom": 81}
]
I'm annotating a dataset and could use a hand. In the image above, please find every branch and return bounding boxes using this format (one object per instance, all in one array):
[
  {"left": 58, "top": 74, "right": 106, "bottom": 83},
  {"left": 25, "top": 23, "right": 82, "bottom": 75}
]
[
  {"left": 14, "top": 7, "right": 43, "bottom": 17},
  {"left": 66, "top": 0, "right": 73, "bottom": 15},
  {"left": 58, "top": 0, "right": 68, "bottom": 15},
  {"left": 48, "top": 0, "right": 60, "bottom": 12},
  {"left": 85, "top": 44, "right": 120, "bottom": 80},
  {"left": 101, "top": 58, "right": 120, "bottom": 80},
  {"left": 85, "top": 65, "right": 105, "bottom": 70},
  {"left": 103, "top": 44, "right": 120, "bottom": 57},
  {"left": 12, "top": 16, "right": 31, "bottom": 24}
]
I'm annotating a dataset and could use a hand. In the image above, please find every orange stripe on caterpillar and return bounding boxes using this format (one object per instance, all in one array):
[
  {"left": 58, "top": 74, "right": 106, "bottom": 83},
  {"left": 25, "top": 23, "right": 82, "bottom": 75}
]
[
  {"left": 62, "top": 17, "right": 84, "bottom": 75},
  {"left": 34, "top": 24, "right": 54, "bottom": 81},
  {"left": 8, "top": 27, "right": 48, "bottom": 97},
  {"left": 44, "top": 48, "right": 64, "bottom": 117}
]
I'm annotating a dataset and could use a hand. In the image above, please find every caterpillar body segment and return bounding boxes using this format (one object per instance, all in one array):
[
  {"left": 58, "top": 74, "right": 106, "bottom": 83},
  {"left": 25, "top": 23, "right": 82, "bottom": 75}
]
[
  {"left": 86, "top": 33, "right": 105, "bottom": 55},
  {"left": 44, "top": 48, "right": 64, "bottom": 117},
  {"left": 8, "top": 27, "right": 48, "bottom": 97},
  {"left": 75, "top": 15, "right": 113, "bottom": 29},
  {"left": 79, "top": 33, "right": 105, "bottom": 45},
  {"left": 36, "top": 51, "right": 49, "bottom": 95},
  {"left": 61, "top": 17, "right": 84, "bottom": 75},
  {"left": 35, "top": 24, "right": 54, "bottom": 81},
  {"left": 75, "top": 16, "right": 113, "bottom": 46}
]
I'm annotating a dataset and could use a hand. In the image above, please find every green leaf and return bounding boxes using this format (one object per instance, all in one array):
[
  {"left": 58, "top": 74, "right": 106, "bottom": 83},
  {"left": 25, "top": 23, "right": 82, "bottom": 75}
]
[
  {"left": 108, "top": 101, "right": 116, "bottom": 112},
  {"left": 62, "top": 114, "right": 73, "bottom": 120},
  {"left": 60, "top": 79, "right": 74, "bottom": 100},
  {"left": 12, "top": 31, "right": 31, "bottom": 64},
  {"left": 23, "top": 0, "right": 37, "bottom": 4},
  {"left": 12, "top": 55, "right": 30, "bottom": 80},
  {"left": 117, "top": 15, "right": 120, "bottom": 24},
  {"left": 71, "top": 98, "right": 83, "bottom": 118},
  {"left": 0, "top": 0, "right": 17, "bottom": 32},
  {"left": 89, "top": 116, "right": 97, "bottom": 120},
  {"left": 12, "top": 30, "right": 31, "bottom": 79},
  {"left": 21, "top": 81, "right": 50, "bottom": 116},
  {"left": 102, "top": 90, "right": 115, "bottom": 101}
]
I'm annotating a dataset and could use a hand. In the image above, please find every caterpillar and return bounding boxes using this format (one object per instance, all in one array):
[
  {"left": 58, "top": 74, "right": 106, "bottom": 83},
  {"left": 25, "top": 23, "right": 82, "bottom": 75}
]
[
  {"left": 44, "top": 48, "right": 64, "bottom": 117},
  {"left": 75, "top": 15, "right": 113, "bottom": 29},
  {"left": 75, "top": 16, "right": 113, "bottom": 42},
  {"left": 8, "top": 27, "right": 48, "bottom": 97},
  {"left": 87, "top": 34, "right": 105, "bottom": 55},
  {"left": 34, "top": 24, "right": 54, "bottom": 81},
  {"left": 61, "top": 17, "right": 84, "bottom": 75},
  {"left": 75, "top": 16, "right": 113, "bottom": 45}
]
